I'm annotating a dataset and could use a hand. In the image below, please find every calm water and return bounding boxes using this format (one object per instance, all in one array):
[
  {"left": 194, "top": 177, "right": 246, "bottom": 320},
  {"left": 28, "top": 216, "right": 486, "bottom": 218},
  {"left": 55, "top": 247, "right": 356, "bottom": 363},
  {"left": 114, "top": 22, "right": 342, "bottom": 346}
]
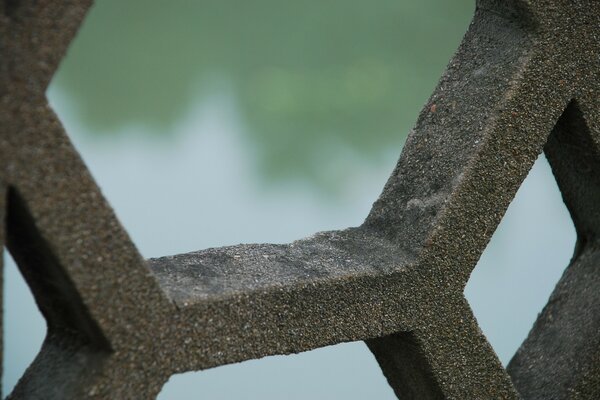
[{"left": 4, "top": 1, "right": 575, "bottom": 398}]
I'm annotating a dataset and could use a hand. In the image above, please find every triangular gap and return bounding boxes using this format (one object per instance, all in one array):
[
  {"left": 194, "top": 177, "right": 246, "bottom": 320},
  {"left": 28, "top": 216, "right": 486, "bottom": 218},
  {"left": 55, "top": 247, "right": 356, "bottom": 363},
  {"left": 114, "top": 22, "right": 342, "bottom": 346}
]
[
  {"left": 2, "top": 250, "right": 45, "bottom": 397},
  {"left": 505, "top": 100, "right": 600, "bottom": 398},
  {"left": 159, "top": 342, "right": 396, "bottom": 400},
  {"left": 4, "top": 187, "right": 111, "bottom": 397},
  {"left": 464, "top": 152, "right": 576, "bottom": 365}
]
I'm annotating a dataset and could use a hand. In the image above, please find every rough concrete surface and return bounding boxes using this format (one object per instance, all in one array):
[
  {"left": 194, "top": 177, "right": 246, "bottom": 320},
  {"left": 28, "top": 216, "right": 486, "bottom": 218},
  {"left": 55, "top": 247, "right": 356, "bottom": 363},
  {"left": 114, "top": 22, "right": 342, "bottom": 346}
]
[{"left": 0, "top": 0, "right": 598, "bottom": 398}]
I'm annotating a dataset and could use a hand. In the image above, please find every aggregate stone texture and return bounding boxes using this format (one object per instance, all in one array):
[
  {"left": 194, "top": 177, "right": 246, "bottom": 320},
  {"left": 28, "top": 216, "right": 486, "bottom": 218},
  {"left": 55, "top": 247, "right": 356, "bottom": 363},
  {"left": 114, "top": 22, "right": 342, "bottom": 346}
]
[{"left": 0, "top": 0, "right": 598, "bottom": 399}]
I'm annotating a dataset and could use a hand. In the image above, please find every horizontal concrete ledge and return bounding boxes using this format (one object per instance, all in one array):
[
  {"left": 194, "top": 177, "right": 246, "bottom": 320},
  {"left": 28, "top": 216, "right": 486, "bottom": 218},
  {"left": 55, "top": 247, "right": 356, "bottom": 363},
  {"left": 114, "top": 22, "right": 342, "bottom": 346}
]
[
  {"left": 145, "top": 227, "right": 438, "bottom": 372},
  {"left": 148, "top": 227, "right": 414, "bottom": 306}
]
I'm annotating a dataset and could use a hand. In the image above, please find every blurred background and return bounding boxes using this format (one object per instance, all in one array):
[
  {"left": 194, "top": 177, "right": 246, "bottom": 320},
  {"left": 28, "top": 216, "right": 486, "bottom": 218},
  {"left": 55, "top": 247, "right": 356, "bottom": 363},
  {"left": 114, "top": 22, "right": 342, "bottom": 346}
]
[{"left": 4, "top": 1, "right": 575, "bottom": 398}]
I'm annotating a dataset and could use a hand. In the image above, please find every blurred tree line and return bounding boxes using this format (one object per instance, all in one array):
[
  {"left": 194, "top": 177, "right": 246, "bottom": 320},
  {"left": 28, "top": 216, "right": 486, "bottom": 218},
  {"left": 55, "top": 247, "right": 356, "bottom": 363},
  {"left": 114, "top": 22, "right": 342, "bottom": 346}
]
[{"left": 55, "top": 0, "right": 473, "bottom": 188}]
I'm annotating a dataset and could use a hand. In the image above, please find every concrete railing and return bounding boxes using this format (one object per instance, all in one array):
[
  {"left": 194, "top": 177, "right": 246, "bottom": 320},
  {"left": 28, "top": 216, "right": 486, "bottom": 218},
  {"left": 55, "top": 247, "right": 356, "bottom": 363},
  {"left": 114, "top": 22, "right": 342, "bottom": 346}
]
[{"left": 1, "top": 0, "right": 598, "bottom": 398}]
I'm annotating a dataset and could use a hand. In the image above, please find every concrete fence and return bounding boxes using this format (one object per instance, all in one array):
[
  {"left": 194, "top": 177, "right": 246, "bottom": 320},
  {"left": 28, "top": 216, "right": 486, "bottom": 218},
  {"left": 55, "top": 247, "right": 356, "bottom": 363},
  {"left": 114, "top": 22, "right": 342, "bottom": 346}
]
[{"left": 1, "top": 1, "right": 598, "bottom": 398}]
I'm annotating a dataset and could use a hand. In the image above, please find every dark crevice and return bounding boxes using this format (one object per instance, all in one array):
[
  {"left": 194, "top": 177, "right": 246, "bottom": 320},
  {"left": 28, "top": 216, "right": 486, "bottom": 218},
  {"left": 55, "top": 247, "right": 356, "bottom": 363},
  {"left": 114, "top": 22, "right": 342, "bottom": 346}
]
[
  {"left": 366, "top": 332, "right": 445, "bottom": 400},
  {"left": 476, "top": 0, "right": 538, "bottom": 31},
  {"left": 5, "top": 187, "right": 111, "bottom": 352},
  {"left": 545, "top": 99, "right": 600, "bottom": 248},
  {"left": 3, "top": 0, "right": 20, "bottom": 19}
]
